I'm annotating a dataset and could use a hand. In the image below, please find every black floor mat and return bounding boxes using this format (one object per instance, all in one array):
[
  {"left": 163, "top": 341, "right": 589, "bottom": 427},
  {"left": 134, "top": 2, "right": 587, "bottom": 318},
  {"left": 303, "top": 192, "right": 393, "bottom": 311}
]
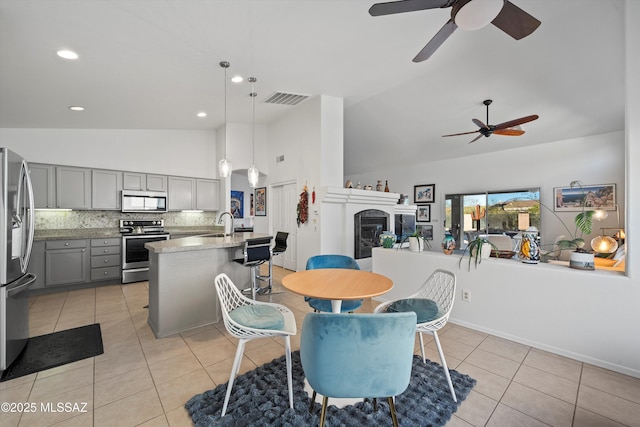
[{"left": 1, "top": 323, "right": 103, "bottom": 382}]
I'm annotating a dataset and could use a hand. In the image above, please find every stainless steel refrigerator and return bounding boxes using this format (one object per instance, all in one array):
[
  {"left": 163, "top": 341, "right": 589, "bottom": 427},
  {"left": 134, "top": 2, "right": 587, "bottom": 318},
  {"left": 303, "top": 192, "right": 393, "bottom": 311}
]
[{"left": 0, "top": 147, "right": 36, "bottom": 372}]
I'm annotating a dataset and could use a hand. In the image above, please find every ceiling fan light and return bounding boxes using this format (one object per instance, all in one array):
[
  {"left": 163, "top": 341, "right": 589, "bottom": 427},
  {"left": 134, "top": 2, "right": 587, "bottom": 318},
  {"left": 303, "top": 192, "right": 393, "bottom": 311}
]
[
  {"left": 248, "top": 165, "right": 259, "bottom": 188},
  {"left": 455, "top": 0, "right": 504, "bottom": 31}
]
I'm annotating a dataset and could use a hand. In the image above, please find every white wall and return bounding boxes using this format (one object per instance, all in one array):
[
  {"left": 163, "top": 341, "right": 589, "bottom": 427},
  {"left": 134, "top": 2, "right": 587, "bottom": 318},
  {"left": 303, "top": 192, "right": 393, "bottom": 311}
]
[
  {"left": 626, "top": 0, "right": 639, "bottom": 279},
  {"left": 223, "top": 122, "right": 269, "bottom": 174},
  {"left": 373, "top": 248, "right": 639, "bottom": 377},
  {"left": 267, "top": 95, "right": 344, "bottom": 270},
  {"left": 0, "top": 128, "right": 218, "bottom": 178}
]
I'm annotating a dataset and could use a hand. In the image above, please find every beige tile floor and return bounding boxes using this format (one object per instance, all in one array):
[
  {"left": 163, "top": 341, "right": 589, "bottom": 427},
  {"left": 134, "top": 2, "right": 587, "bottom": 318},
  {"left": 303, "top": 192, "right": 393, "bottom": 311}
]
[{"left": 1, "top": 266, "right": 639, "bottom": 426}]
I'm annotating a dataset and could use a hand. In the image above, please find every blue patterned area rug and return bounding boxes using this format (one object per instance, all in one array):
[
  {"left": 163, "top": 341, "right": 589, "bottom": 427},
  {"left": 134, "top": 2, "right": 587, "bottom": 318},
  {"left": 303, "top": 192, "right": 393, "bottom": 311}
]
[{"left": 186, "top": 351, "right": 476, "bottom": 426}]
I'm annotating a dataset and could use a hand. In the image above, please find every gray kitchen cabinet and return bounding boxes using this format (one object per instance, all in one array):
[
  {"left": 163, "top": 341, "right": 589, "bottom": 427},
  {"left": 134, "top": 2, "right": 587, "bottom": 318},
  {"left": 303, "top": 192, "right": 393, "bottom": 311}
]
[
  {"left": 92, "top": 169, "right": 123, "bottom": 210},
  {"left": 168, "top": 176, "right": 196, "bottom": 210},
  {"left": 123, "top": 172, "right": 167, "bottom": 192},
  {"left": 29, "top": 163, "right": 56, "bottom": 208},
  {"left": 29, "top": 241, "right": 46, "bottom": 290},
  {"left": 196, "top": 179, "right": 220, "bottom": 211},
  {"left": 90, "top": 238, "right": 121, "bottom": 281},
  {"left": 147, "top": 174, "right": 167, "bottom": 191},
  {"left": 45, "top": 239, "right": 89, "bottom": 287},
  {"left": 56, "top": 166, "right": 91, "bottom": 209}
]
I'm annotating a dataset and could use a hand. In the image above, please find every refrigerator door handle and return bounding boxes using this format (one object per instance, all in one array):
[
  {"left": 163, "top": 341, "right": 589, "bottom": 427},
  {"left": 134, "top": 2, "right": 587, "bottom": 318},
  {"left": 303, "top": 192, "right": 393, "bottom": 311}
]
[
  {"left": 18, "top": 160, "right": 35, "bottom": 272},
  {"left": 6, "top": 273, "right": 36, "bottom": 297}
]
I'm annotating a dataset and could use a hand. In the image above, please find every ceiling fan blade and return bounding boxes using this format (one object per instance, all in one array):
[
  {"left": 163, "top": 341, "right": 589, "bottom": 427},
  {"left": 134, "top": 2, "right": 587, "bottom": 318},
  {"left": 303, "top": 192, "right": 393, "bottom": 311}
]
[
  {"left": 468, "top": 134, "right": 484, "bottom": 144},
  {"left": 472, "top": 118, "right": 487, "bottom": 129},
  {"left": 413, "top": 19, "right": 457, "bottom": 62},
  {"left": 494, "top": 114, "right": 539, "bottom": 130},
  {"left": 492, "top": 1, "right": 541, "bottom": 40},
  {"left": 442, "top": 129, "right": 480, "bottom": 137},
  {"left": 369, "top": 0, "right": 451, "bottom": 17},
  {"left": 494, "top": 128, "right": 525, "bottom": 136}
]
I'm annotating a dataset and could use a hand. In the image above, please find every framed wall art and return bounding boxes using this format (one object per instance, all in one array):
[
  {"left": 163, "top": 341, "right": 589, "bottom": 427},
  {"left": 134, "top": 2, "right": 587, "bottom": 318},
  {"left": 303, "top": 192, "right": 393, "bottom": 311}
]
[
  {"left": 417, "top": 204, "right": 431, "bottom": 222},
  {"left": 414, "top": 184, "right": 435, "bottom": 203},
  {"left": 553, "top": 183, "right": 616, "bottom": 212},
  {"left": 255, "top": 187, "right": 267, "bottom": 216},
  {"left": 416, "top": 223, "right": 433, "bottom": 240},
  {"left": 230, "top": 191, "right": 244, "bottom": 218}
]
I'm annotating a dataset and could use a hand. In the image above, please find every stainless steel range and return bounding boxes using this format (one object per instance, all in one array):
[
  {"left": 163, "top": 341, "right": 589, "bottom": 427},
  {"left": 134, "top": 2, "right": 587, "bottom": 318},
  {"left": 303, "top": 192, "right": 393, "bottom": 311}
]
[{"left": 120, "top": 219, "right": 169, "bottom": 284}]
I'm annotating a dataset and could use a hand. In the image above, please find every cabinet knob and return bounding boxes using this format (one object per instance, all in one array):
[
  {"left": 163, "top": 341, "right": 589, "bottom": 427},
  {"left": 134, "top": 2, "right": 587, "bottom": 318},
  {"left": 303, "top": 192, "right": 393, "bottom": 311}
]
[
  {"left": 104, "top": 249, "right": 108, "bottom": 253},
  {"left": 104, "top": 271, "right": 108, "bottom": 275},
  {"left": 104, "top": 259, "right": 108, "bottom": 263},
  {"left": 65, "top": 243, "right": 69, "bottom": 246}
]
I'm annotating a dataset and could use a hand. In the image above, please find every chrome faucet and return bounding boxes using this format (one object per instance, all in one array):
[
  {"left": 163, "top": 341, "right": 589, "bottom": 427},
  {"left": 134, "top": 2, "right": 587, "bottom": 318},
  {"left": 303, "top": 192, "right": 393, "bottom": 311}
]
[{"left": 218, "top": 211, "right": 234, "bottom": 236}]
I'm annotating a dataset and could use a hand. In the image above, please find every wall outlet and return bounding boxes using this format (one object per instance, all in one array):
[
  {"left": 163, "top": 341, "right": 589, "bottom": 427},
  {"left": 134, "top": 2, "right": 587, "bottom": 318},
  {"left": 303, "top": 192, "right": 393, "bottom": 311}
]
[{"left": 462, "top": 289, "right": 471, "bottom": 302}]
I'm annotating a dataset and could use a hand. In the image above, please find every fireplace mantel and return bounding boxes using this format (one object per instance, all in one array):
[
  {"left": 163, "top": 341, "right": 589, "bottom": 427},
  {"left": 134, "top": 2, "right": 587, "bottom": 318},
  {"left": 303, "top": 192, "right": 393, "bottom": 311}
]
[
  {"left": 319, "top": 186, "right": 401, "bottom": 205},
  {"left": 318, "top": 186, "right": 417, "bottom": 270}
]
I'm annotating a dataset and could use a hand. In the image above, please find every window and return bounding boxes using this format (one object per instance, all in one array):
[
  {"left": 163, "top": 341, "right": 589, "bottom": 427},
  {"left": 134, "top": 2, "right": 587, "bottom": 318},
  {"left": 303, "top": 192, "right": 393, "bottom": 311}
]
[{"left": 445, "top": 188, "right": 540, "bottom": 249}]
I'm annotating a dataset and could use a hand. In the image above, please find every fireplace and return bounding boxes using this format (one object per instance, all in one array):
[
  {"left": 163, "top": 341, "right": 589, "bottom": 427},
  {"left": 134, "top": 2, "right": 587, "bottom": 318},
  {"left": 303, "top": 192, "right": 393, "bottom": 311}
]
[{"left": 354, "top": 209, "right": 389, "bottom": 259}]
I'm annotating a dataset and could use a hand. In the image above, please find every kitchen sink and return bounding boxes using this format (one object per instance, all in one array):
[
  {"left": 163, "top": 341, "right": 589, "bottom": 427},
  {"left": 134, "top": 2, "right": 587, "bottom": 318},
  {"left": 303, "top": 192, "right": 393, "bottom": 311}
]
[{"left": 197, "top": 233, "right": 226, "bottom": 238}]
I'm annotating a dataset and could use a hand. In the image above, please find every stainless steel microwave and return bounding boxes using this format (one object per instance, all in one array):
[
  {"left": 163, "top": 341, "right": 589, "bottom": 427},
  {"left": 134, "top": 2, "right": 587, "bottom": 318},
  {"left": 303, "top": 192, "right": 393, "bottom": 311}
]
[{"left": 121, "top": 190, "right": 167, "bottom": 213}]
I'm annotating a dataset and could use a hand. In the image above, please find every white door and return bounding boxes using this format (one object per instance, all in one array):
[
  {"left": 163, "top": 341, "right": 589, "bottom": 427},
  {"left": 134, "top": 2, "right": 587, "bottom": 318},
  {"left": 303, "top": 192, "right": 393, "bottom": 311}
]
[{"left": 271, "top": 182, "right": 297, "bottom": 271}]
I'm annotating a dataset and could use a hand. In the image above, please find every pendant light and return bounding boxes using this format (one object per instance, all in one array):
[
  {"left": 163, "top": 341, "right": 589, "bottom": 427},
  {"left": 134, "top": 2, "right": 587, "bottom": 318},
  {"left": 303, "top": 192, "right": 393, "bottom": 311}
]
[
  {"left": 247, "top": 76, "right": 259, "bottom": 188},
  {"left": 218, "top": 61, "right": 232, "bottom": 178}
]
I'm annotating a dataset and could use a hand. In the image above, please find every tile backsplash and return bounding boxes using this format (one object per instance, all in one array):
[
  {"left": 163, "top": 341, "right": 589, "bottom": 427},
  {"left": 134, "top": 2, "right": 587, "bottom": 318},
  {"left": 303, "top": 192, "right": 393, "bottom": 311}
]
[{"left": 35, "top": 210, "right": 218, "bottom": 230}]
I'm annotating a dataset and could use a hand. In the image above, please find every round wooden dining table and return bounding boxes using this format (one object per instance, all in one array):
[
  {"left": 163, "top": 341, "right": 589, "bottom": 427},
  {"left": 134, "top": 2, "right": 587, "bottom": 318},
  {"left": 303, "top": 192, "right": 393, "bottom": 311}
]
[{"left": 281, "top": 269, "right": 393, "bottom": 313}]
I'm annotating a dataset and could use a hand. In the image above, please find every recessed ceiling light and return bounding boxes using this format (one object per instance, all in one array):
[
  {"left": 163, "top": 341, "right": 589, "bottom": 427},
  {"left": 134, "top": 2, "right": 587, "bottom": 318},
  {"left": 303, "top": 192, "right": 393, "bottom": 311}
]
[
  {"left": 231, "top": 75, "right": 243, "bottom": 83},
  {"left": 197, "top": 112, "right": 207, "bottom": 118},
  {"left": 69, "top": 106, "right": 85, "bottom": 111},
  {"left": 57, "top": 50, "right": 79, "bottom": 60}
]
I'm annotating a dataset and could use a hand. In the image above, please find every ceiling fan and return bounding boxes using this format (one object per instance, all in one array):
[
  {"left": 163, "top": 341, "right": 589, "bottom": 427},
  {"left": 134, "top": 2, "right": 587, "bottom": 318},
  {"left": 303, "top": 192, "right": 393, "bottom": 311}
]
[
  {"left": 369, "top": 0, "right": 541, "bottom": 62},
  {"left": 442, "top": 99, "right": 539, "bottom": 144}
]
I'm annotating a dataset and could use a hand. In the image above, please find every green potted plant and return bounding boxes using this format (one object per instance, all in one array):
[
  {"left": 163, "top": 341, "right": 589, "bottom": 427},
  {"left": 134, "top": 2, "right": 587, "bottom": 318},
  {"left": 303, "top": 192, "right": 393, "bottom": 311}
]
[
  {"left": 459, "top": 235, "right": 499, "bottom": 271},
  {"left": 399, "top": 229, "right": 431, "bottom": 252}
]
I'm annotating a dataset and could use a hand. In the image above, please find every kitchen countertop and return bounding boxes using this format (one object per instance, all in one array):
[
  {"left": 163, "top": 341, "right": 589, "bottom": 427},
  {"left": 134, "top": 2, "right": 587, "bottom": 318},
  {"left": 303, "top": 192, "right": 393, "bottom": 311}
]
[
  {"left": 145, "top": 232, "right": 271, "bottom": 254},
  {"left": 165, "top": 226, "right": 224, "bottom": 236},
  {"left": 34, "top": 228, "right": 121, "bottom": 241}
]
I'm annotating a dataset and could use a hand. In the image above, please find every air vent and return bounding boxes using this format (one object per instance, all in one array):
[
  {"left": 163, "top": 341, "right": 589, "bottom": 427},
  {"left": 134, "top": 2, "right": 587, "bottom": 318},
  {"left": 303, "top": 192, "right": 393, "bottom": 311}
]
[{"left": 263, "top": 91, "right": 310, "bottom": 106}]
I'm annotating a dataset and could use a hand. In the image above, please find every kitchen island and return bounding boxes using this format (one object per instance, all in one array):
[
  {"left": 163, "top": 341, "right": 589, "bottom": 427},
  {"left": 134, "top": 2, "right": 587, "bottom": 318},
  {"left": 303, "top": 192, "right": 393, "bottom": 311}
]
[{"left": 145, "top": 233, "right": 271, "bottom": 338}]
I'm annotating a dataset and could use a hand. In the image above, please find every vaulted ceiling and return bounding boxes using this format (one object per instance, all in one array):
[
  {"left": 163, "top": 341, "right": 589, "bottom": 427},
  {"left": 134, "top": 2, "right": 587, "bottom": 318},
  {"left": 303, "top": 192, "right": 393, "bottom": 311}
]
[{"left": 0, "top": 0, "right": 625, "bottom": 175}]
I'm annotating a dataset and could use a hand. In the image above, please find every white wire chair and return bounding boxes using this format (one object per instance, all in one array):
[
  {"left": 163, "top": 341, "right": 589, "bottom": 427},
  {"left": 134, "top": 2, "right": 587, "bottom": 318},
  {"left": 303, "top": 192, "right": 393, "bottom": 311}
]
[
  {"left": 374, "top": 268, "right": 458, "bottom": 402},
  {"left": 214, "top": 273, "right": 297, "bottom": 416}
]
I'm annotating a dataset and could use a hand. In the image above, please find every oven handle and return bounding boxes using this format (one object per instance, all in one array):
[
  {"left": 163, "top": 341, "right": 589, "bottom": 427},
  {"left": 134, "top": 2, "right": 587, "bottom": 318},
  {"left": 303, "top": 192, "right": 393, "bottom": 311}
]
[
  {"left": 6, "top": 273, "right": 37, "bottom": 297},
  {"left": 122, "top": 234, "right": 170, "bottom": 240}
]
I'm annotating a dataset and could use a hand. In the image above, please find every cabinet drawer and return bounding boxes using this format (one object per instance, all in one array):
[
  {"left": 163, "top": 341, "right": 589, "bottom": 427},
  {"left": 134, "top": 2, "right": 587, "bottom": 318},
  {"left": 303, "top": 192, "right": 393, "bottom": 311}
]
[
  {"left": 91, "top": 238, "right": 121, "bottom": 247},
  {"left": 90, "top": 254, "right": 120, "bottom": 268},
  {"left": 90, "top": 266, "right": 121, "bottom": 281},
  {"left": 90, "top": 246, "right": 121, "bottom": 256},
  {"left": 46, "top": 240, "right": 88, "bottom": 250}
]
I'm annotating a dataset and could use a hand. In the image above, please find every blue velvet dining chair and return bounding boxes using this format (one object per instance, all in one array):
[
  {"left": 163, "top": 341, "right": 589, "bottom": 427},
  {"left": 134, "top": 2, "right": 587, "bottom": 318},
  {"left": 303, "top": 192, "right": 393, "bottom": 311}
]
[
  {"left": 300, "top": 312, "right": 417, "bottom": 427},
  {"left": 304, "top": 254, "right": 363, "bottom": 312}
]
